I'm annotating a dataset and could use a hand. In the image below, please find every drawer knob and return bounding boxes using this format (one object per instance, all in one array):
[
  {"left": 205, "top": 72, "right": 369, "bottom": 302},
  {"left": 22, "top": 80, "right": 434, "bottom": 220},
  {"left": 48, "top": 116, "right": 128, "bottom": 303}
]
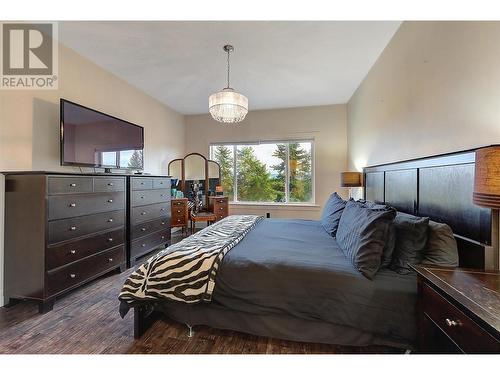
[
  {"left": 177, "top": 210, "right": 181, "bottom": 213},
  {"left": 161, "top": 208, "right": 165, "bottom": 211},
  {"left": 108, "top": 238, "right": 113, "bottom": 242},
  {"left": 140, "top": 196, "right": 144, "bottom": 199},
  {"left": 141, "top": 243, "right": 146, "bottom": 247},
  {"left": 108, "top": 258, "right": 114, "bottom": 262},
  {"left": 70, "top": 273, "right": 76, "bottom": 279},
  {"left": 141, "top": 182, "right": 144, "bottom": 185},
  {"left": 220, "top": 207, "right": 223, "bottom": 210},
  {"left": 219, "top": 216, "right": 223, "bottom": 219},
  {"left": 141, "top": 211, "right": 147, "bottom": 215},
  {"left": 177, "top": 219, "right": 181, "bottom": 222},
  {"left": 445, "top": 318, "right": 461, "bottom": 327},
  {"left": 108, "top": 182, "right": 114, "bottom": 186},
  {"left": 69, "top": 203, "right": 76, "bottom": 207},
  {"left": 161, "top": 221, "right": 165, "bottom": 225},
  {"left": 141, "top": 227, "right": 146, "bottom": 232},
  {"left": 70, "top": 250, "right": 76, "bottom": 255},
  {"left": 69, "top": 183, "right": 77, "bottom": 187},
  {"left": 108, "top": 199, "right": 113, "bottom": 203},
  {"left": 108, "top": 218, "right": 114, "bottom": 223},
  {"left": 161, "top": 194, "right": 165, "bottom": 197},
  {"left": 161, "top": 235, "right": 165, "bottom": 239},
  {"left": 70, "top": 226, "right": 77, "bottom": 231}
]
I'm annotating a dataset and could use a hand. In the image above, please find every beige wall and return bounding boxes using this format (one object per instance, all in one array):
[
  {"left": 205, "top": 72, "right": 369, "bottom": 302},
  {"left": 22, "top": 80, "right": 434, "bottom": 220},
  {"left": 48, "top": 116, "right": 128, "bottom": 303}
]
[
  {"left": 185, "top": 105, "right": 348, "bottom": 219},
  {"left": 0, "top": 43, "right": 186, "bottom": 305},
  {"left": 347, "top": 21, "right": 500, "bottom": 171}
]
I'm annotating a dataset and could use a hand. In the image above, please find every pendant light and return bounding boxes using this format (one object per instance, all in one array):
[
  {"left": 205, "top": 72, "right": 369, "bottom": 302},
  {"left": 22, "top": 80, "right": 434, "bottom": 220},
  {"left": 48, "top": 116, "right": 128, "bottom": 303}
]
[{"left": 209, "top": 45, "right": 248, "bottom": 124}]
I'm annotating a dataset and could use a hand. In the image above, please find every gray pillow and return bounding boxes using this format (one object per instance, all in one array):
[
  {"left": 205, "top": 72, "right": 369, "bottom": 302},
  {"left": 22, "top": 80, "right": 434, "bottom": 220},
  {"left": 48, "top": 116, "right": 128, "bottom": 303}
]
[
  {"left": 357, "top": 200, "right": 396, "bottom": 267},
  {"left": 336, "top": 200, "right": 397, "bottom": 279},
  {"left": 390, "top": 212, "right": 429, "bottom": 274},
  {"left": 421, "top": 220, "right": 459, "bottom": 267},
  {"left": 320, "top": 192, "right": 346, "bottom": 237}
]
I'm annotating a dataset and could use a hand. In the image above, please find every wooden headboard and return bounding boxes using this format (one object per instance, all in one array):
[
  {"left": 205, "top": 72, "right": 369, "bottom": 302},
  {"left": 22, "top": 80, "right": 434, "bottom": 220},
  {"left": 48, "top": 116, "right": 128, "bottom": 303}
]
[{"left": 363, "top": 149, "right": 492, "bottom": 269}]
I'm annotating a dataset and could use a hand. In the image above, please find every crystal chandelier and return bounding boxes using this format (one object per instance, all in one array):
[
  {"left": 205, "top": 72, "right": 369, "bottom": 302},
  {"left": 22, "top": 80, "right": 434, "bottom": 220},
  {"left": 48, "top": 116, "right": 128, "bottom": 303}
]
[{"left": 209, "top": 45, "right": 248, "bottom": 124}]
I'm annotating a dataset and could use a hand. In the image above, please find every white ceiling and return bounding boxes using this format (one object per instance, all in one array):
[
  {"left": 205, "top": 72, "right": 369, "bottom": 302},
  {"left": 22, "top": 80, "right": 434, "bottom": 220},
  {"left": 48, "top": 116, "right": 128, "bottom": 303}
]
[{"left": 59, "top": 21, "right": 401, "bottom": 115}]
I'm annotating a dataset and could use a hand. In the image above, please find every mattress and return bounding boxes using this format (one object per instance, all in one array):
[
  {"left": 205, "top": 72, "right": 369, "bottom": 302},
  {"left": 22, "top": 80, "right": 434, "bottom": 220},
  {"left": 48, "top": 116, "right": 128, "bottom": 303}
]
[{"left": 210, "top": 218, "right": 418, "bottom": 343}]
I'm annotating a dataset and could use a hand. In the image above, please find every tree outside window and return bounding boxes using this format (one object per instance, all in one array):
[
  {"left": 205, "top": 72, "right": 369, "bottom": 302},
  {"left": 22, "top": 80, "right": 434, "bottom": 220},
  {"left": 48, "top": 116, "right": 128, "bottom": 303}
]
[{"left": 210, "top": 141, "right": 313, "bottom": 204}]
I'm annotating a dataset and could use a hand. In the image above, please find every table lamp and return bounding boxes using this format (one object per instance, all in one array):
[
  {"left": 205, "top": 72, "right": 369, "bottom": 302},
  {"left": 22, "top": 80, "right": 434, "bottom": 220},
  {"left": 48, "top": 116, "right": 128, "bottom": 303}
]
[{"left": 340, "top": 171, "right": 363, "bottom": 199}]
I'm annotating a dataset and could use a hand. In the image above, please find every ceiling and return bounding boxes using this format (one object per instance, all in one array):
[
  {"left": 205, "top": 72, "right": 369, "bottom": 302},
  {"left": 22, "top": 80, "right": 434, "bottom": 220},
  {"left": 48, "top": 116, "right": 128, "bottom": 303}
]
[{"left": 59, "top": 21, "right": 401, "bottom": 115}]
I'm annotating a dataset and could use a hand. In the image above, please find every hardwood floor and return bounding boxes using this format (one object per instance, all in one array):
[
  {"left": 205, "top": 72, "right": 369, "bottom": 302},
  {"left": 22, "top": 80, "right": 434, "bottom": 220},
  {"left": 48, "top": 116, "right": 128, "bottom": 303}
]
[{"left": 0, "top": 230, "right": 403, "bottom": 354}]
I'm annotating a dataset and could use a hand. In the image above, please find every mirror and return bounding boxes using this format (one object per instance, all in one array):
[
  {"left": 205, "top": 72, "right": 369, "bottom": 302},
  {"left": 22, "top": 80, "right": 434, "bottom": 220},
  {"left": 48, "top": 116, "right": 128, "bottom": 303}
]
[
  {"left": 168, "top": 159, "right": 183, "bottom": 197},
  {"left": 208, "top": 160, "right": 221, "bottom": 196},
  {"left": 184, "top": 153, "right": 207, "bottom": 209},
  {"left": 167, "top": 154, "right": 222, "bottom": 211}
]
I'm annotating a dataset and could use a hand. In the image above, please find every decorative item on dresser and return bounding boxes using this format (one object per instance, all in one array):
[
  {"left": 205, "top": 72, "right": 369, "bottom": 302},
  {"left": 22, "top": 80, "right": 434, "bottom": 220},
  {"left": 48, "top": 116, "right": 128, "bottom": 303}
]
[
  {"left": 171, "top": 198, "right": 189, "bottom": 235},
  {"left": 4, "top": 172, "right": 127, "bottom": 313},
  {"left": 209, "top": 196, "right": 229, "bottom": 221},
  {"left": 412, "top": 265, "right": 500, "bottom": 353},
  {"left": 127, "top": 176, "right": 171, "bottom": 267}
]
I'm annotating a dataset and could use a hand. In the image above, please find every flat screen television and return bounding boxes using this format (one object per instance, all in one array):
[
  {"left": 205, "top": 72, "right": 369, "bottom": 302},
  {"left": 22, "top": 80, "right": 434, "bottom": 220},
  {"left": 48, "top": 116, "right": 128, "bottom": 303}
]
[{"left": 60, "top": 99, "right": 144, "bottom": 172}]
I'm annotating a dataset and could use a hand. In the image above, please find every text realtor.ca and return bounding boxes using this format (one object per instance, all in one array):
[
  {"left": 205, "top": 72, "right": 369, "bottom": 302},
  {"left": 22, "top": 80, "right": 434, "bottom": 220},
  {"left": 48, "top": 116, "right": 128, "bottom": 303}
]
[{"left": 1, "top": 22, "right": 58, "bottom": 90}]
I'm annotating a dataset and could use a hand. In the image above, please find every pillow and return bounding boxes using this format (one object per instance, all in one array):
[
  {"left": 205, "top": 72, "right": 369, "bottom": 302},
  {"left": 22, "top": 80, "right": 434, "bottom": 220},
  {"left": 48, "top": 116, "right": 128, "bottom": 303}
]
[
  {"left": 421, "top": 220, "right": 459, "bottom": 267},
  {"left": 390, "top": 212, "right": 429, "bottom": 274},
  {"left": 336, "top": 200, "right": 397, "bottom": 279},
  {"left": 320, "top": 192, "right": 346, "bottom": 237},
  {"left": 357, "top": 200, "right": 396, "bottom": 267}
]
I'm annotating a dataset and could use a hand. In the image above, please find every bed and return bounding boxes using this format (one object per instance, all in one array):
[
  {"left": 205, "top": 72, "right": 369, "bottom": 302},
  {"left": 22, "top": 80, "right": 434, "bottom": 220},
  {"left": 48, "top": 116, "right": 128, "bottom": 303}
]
[{"left": 121, "top": 148, "right": 492, "bottom": 350}]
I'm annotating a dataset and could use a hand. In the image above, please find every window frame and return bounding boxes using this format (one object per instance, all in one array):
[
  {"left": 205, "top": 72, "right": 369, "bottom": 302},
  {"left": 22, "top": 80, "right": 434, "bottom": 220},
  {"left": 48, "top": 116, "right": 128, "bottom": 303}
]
[{"left": 209, "top": 139, "right": 315, "bottom": 205}]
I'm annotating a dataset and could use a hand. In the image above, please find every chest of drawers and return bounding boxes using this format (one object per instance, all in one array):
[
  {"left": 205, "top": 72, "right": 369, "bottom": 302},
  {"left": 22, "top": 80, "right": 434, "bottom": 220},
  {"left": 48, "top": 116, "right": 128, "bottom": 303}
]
[
  {"left": 209, "top": 196, "right": 229, "bottom": 221},
  {"left": 171, "top": 198, "right": 189, "bottom": 234},
  {"left": 4, "top": 173, "right": 127, "bottom": 313},
  {"left": 127, "top": 176, "right": 171, "bottom": 266},
  {"left": 412, "top": 265, "right": 500, "bottom": 353}
]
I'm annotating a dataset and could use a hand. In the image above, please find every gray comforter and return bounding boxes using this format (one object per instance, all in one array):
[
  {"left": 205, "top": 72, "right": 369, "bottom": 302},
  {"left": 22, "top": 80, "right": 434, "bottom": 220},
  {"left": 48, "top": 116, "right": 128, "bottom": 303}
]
[{"left": 212, "top": 218, "right": 418, "bottom": 343}]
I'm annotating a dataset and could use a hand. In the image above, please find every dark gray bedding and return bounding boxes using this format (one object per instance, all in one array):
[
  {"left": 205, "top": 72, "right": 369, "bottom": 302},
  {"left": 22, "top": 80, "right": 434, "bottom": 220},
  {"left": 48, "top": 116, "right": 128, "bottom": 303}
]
[{"left": 211, "top": 218, "right": 417, "bottom": 344}]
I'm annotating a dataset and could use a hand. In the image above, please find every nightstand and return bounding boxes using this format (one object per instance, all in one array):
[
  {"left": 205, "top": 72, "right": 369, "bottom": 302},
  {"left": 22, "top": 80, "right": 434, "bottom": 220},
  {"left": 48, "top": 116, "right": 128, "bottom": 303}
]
[
  {"left": 209, "top": 196, "right": 229, "bottom": 221},
  {"left": 411, "top": 265, "right": 500, "bottom": 353},
  {"left": 171, "top": 198, "right": 189, "bottom": 235}
]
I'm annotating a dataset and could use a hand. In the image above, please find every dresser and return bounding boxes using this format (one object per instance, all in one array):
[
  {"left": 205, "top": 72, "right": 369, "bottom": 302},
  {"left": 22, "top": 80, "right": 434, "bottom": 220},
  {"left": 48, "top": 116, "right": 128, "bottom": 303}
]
[
  {"left": 208, "top": 196, "right": 229, "bottom": 221},
  {"left": 127, "top": 176, "right": 171, "bottom": 266},
  {"left": 4, "top": 173, "right": 127, "bottom": 313},
  {"left": 171, "top": 198, "right": 189, "bottom": 234},
  {"left": 412, "top": 265, "right": 500, "bottom": 353}
]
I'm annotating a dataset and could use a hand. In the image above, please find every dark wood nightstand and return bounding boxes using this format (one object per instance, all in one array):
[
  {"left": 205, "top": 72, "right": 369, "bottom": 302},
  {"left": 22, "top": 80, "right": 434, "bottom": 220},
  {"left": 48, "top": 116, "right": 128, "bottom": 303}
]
[
  {"left": 209, "top": 196, "right": 229, "bottom": 221},
  {"left": 171, "top": 198, "right": 189, "bottom": 235},
  {"left": 411, "top": 265, "right": 500, "bottom": 353}
]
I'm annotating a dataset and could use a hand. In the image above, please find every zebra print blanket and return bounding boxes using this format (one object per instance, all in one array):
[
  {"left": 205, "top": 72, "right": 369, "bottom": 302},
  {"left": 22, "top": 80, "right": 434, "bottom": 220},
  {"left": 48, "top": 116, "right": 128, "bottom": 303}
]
[{"left": 119, "top": 215, "right": 263, "bottom": 316}]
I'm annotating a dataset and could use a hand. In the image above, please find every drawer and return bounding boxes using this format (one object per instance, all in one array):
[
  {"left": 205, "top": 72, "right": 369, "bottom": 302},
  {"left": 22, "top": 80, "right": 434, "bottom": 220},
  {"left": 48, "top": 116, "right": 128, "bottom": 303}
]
[
  {"left": 47, "top": 228, "right": 124, "bottom": 270},
  {"left": 130, "top": 229, "right": 170, "bottom": 259},
  {"left": 131, "top": 203, "right": 170, "bottom": 224},
  {"left": 131, "top": 178, "right": 153, "bottom": 190},
  {"left": 172, "top": 200, "right": 187, "bottom": 208},
  {"left": 131, "top": 217, "right": 170, "bottom": 240},
  {"left": 48, "top": 192, "right": 125, "bottom": 220},
  {"left": 48, "top": 176, "right": 93, "bottom": 195},
  {"left": 172, "top": 211, "right": 188, "bottom": 226},
  {"left": 94, "top": 177, "right": 125, "bottom": 192},
  {"left": 48, "top": 210, "right": 125, "bottom": 244},
  {"left": 215, "top": 212, "right": 228, "bottom": 221},
  {"left": 131, "top": 189, "right": 170, "bottom": 207},
  {"left": 422, "top": 283, "right": 500, "bottom": 353},
  {"left": 211, "top": 197, "right": 228, "bottom": 205},
  {"left": 213, "top": 204, "right": 228, "bottom": 215},
  {"left": 152, "top": 177, "right": 170, "bottom": 189},
  {"left": 172, "top": 204, "right": 188, "bottom": 216},
  {"left": 46, "top": 245, "right": 124, "bottom": 297}
]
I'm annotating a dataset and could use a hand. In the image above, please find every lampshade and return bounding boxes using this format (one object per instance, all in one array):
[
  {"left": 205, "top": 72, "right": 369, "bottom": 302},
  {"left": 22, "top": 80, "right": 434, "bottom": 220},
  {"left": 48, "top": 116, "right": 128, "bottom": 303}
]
[
  {"left": 209, "top": 88, "right": 248, "bottom": 124},
  {"left": 473, "top": 146, "right": 500, "bottom": 208},
  {"left": 340, "top": 172, "right": 363, "bottom": 188}
]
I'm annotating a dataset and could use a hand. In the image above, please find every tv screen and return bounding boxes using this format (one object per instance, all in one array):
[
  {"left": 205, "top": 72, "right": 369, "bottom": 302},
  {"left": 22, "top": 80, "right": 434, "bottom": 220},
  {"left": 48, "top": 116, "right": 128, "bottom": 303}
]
[{"left": 60, "top": 99, "right": 144, "bottom": 170}]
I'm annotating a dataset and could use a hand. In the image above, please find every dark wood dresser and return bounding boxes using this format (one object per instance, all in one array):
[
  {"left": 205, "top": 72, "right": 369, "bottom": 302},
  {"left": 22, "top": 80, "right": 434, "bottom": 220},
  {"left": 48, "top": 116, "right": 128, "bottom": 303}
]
[
  {"left": 127, "top": 176, "right": 171, "bottom": 266},
  {"left": 4, "top": 173, "right": 127, "bottom": 313},
  {"left": 171, "top": 198, "right": 188, "bottom": 234},
  {"left": 208, "top": 196, "right": 229, "bottom": 221},
  {"left": 412, "top": 265, "right": 500, "bottom": 353}
]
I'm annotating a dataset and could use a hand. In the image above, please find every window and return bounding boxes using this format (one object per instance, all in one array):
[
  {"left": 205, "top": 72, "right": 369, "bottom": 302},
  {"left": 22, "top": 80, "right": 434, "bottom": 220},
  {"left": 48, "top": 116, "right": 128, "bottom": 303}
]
[{"left": 210, "top": 140, "right": 314, "bottom": 204}]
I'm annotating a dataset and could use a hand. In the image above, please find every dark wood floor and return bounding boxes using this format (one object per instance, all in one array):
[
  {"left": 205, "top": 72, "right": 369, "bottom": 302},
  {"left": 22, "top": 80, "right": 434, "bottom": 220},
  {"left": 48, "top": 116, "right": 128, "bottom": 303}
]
[{"left": 0, "top": 230, "right": 403, "bottom": 354}]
